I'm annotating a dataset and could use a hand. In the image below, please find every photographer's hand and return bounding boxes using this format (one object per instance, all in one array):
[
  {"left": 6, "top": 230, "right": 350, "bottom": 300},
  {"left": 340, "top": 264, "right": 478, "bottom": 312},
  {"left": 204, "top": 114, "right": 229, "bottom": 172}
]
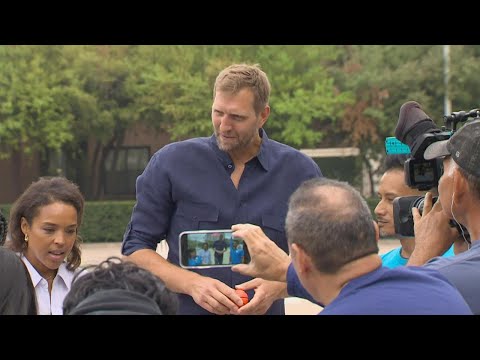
[
  {"left": 230, "top": 278, "right": 288, "bottom": 315},
  {"left": 231, "top": 223, "right": 290, "bottom": 282},
  {"left": 408, "top": 192, "right": 457, "bottom": 266}
]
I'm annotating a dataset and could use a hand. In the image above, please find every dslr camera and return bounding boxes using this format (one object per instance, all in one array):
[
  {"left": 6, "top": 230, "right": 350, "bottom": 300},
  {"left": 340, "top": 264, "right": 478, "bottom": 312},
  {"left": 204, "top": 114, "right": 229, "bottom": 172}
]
[{"left": 387, "top": 101, "right": 479, "bottom": 237}]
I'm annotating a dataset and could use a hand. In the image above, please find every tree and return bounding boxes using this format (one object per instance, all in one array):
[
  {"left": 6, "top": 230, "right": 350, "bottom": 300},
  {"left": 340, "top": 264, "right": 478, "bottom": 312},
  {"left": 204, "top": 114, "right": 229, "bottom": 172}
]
[{"left": 0, "top": 45, "right": 76, "bottom": 195}]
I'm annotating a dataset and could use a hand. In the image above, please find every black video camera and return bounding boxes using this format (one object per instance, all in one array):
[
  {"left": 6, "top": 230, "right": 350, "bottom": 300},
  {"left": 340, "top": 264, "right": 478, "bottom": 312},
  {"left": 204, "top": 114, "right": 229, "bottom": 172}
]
[
  {"left": 394, "top": 102, "right": 454, "bottom": 191},
  {"left": 390, "top": 101, "right": 479, "bottom": 238},
  {"left": 393, "top": 195, "right": 438, "bottom": 237}
]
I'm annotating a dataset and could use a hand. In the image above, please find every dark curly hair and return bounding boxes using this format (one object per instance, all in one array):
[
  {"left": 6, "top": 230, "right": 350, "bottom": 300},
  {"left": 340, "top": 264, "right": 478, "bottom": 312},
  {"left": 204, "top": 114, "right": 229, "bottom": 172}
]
[
  {"left": 63, "top": 257, "right": 178, "bottom": 315},
  {"left": 7, "top": 177, "right": 84, "bottom": 271}
]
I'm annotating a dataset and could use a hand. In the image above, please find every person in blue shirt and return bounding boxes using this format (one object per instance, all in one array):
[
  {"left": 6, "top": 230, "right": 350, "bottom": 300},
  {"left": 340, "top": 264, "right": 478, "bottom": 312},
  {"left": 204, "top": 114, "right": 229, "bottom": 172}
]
[
  {"left": 121, "top": 63, "right": 322, "bottom": 315},
  {"left": 187, "top": 249, "right": 203, "bottom": 266},
  {"left": 375, "top": 154, "right": 460, "bottom": 268},
  {"left": 231, "top": 178, "right": 472, "bottom": 315},
  {"left": 230, "top": 240, "right": 244, "bottom": 264},
  {"left": 407, "top": 118, "right": 480, "bottom": 314}
]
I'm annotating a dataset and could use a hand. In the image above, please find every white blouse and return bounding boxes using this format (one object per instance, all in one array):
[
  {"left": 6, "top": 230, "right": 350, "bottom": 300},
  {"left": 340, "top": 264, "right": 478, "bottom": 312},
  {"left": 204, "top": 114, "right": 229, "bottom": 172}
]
[{"left": 21, "top": 256, "right": 80, "bottom": 315}]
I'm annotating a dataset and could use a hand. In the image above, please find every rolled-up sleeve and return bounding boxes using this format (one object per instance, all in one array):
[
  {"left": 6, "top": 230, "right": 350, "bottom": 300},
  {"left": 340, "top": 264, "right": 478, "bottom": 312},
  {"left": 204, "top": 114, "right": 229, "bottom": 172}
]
[{"left": 121, "top": 151, "right": 174, "bottom": 255}]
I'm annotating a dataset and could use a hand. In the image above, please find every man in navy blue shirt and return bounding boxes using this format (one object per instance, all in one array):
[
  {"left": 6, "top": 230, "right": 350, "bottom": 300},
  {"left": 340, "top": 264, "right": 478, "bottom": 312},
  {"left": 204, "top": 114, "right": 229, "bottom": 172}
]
[
  {"left": 231, "top": 178, "right": 471, "bottom": 314},
  {"left": 213, "top": 234, "right": 227, "bottom": 265},
  {"left": 121, "top": 63, "right": 322, "bottom": 315}
]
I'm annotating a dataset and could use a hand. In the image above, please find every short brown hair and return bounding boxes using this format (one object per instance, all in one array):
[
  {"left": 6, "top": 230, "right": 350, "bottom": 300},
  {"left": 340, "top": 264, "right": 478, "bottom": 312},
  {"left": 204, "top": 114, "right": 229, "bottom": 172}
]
[{"left": 213, "top": 63, "right": 270, "bottom": 115}]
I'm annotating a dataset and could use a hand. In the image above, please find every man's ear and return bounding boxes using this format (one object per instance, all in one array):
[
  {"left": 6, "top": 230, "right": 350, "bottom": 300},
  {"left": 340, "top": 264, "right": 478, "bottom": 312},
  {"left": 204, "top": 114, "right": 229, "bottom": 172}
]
[
  {"left": 291, "top": 243, "right": 313, "bottom": 275},
  {"left": 259, "top": 105, "right": 270, "bottom": 128},
  {"left": 452, "top": 167, "right": 467, "bottom": 202}
]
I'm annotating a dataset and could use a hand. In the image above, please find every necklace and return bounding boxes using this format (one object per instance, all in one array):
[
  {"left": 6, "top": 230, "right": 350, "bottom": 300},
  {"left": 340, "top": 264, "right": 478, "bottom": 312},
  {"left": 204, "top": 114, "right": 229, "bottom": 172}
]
[{"left": 44, "top": 272, "right": 57, "bottom": 281}]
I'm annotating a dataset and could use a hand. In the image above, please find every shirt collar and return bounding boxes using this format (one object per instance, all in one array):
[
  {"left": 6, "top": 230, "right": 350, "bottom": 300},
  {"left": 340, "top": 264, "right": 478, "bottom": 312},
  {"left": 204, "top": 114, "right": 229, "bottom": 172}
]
[
  {"left": 21, "top": 255, "right": 76, "bottom": 291},
  {"left": 208, "top": 128, "right": 270, "bottom": 171},
  {"left": 256, "top": 128, "right": 270, "bottom": 171}
]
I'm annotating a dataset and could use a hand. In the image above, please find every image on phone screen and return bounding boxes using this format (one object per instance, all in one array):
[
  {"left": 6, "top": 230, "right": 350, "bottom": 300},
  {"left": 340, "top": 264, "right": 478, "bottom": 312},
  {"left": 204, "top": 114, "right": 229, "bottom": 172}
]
[{"left": 179, "top": 229, "right": 250, "bottom": 268}]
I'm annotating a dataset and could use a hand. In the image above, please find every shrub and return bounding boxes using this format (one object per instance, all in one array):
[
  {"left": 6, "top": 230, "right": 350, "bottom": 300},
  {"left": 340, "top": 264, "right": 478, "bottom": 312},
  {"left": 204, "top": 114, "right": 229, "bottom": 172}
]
[{"left": 0, "top": 201, "right": 136, "bottom": 243}]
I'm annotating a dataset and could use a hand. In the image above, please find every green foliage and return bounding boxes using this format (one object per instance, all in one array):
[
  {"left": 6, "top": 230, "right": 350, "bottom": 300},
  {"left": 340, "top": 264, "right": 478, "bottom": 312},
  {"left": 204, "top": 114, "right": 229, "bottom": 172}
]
[
  {"left": 0, "top": 201, "right": 135, "bottom": 243},
  {"left": 81, "top": 201, "right": 135, "bottom": 243},
  {"left": 365, "top": 196, "right": 379, "bottom": 217},
  {"left": 0, "top": 204, "right": 11, "bottom": 222},
  {"left": 313, "top": 156, "right": 363, "bottom": 187},
  {"left": 130, "top": 45, "right": 353, "bottom": 146},
  {"left": 2, "top": 45, "right": 480, "bottom": 199},
  {"left": 0, "top": 46, "right": 75, "bottom": 157}
]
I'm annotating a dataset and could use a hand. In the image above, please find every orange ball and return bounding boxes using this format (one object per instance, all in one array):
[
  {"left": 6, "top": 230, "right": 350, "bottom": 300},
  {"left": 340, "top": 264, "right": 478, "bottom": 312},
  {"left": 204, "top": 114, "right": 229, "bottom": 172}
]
[{"left": 235, "top": 289, "right": 249, "bottom": 306}]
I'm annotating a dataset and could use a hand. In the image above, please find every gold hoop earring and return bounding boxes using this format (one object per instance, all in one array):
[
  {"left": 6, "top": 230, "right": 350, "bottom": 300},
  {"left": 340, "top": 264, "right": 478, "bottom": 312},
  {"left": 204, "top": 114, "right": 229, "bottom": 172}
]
[{"left": 24, "top": 234, "right": 29, "bottom": 242}]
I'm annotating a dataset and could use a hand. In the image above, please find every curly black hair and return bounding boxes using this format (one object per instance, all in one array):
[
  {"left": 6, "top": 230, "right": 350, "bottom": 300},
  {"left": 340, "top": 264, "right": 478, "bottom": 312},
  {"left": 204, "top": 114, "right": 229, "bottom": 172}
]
[{"left": 63, "top": 257, "right": 178, "bottom": 315}]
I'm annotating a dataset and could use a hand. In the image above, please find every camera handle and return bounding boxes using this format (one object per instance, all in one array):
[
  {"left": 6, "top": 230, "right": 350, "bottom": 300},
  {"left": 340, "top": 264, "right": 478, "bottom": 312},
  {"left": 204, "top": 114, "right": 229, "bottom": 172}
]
[{"left": 443, "top": 109, "right": 480, "bottom": 132}]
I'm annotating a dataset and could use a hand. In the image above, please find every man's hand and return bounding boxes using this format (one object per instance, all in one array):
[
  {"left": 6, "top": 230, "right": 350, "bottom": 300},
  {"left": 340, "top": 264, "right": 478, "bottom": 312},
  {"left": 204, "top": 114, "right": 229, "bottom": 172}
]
[
  {"left": 188, "top": 276, "right": 245, "bottom": 315},
  {"left": 231, "top": 224, "right": 290, "bottom": 282},
  {"left": 408, "top": 192, "right": 458, "bottom": 266},
  {"left": 230, "top": 278, "right": 288, "bottom": 315}
]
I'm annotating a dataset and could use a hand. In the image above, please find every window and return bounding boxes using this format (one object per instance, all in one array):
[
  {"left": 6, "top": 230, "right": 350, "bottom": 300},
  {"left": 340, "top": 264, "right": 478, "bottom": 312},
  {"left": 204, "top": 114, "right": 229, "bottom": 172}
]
[{"left": 104, "top": 147, "right": 150, "bottom": 195}]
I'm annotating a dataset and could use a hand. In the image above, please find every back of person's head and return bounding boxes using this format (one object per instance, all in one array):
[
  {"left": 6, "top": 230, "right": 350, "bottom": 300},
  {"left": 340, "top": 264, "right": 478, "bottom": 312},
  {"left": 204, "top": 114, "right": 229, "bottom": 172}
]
[
  {"left": 213, "top": 63, "right": 270, "bottom": 115},
  {"left": 63, "top": 257, "right": 178, "bottom": 315},
  {"left": 424, "top": 120, "right": 480, "bottom": 199},
  {"left": 457, "top": 164, "right": 480, "bottom": 200},
  {"left": 286, "top": 178, "right": 378, "bottom": 274},
  {"left": 6, "top": 176, "right": 84, "bottom": 270},
  {"left": 0, "top": 247, "right": 37, "bottom": 315}
]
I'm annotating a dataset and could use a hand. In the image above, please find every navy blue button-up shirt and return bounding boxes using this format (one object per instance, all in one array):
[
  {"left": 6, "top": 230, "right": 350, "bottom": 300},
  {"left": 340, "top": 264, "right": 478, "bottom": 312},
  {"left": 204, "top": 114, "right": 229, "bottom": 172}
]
[{"left": 122, "top": 129, "right": 323, "bottom": 314}]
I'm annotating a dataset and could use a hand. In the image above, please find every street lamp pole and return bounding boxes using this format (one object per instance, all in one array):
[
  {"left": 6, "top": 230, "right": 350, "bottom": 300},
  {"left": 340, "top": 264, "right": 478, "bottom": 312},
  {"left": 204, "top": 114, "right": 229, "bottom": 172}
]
[{"left": 443, "top": 45, "right": 452, "bottom": 116}]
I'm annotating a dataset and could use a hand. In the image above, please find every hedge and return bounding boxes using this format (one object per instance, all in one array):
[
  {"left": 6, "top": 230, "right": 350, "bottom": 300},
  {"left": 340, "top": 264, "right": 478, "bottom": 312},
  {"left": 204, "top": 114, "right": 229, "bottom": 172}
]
[
  {"left": 365, "top": 196, "right": 379, "bottom": 217},
  {"left": 80, "top": 201, "right": 136, "bottom": 243},
  {"left": 0, "top": 201, "right": 136, "bottom": 243},
  {"left": 1, "top": 197, "right": 381, "bottom": 244}
]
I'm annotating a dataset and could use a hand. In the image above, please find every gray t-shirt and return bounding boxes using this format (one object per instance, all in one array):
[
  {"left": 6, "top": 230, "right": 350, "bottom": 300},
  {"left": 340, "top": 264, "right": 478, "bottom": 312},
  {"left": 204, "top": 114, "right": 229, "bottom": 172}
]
[{"left": 424, "top": 240, "right": 480, "bottom": 314}]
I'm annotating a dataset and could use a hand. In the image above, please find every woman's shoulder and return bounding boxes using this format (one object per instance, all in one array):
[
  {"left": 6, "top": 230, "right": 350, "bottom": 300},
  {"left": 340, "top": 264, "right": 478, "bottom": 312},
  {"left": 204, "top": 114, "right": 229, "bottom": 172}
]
[{"left": 58, "top": 263, "right": 86, "bottom": 286}]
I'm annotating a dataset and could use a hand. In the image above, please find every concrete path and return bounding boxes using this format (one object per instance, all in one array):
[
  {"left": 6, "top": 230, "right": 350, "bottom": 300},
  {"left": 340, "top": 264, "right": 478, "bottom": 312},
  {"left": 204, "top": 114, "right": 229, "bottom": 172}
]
[{"left": 80, "top": 239, "right": 400, "bottom": 315}]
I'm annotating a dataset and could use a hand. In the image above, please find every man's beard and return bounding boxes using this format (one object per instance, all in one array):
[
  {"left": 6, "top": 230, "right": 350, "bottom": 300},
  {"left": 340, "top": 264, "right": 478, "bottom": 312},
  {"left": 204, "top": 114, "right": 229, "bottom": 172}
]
[
  {"left": 378, "top": 226, "right": 392, "bottom": 239},
  {"left": 215, "top": 129, "right": 256, "bottom": 152}
]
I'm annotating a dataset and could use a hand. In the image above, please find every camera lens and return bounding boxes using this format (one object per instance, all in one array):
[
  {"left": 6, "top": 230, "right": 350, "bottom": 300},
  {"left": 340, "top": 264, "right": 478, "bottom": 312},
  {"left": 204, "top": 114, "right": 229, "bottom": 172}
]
[
  {"left": 411, "top": 196, "right": 437, "bottom": 215},
  {"left": 411, "top": 197, "right": 425, "bottom": 215}
]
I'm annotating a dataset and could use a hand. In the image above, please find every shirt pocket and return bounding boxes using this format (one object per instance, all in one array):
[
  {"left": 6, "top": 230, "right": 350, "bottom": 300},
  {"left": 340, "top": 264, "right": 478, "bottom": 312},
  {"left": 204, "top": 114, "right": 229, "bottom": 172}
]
[
  {"left": 261, "top": 212, "right": 288, "bottom": 252},
  {"left": 176, "top": 203, "right": 220, "bottom": 230}
]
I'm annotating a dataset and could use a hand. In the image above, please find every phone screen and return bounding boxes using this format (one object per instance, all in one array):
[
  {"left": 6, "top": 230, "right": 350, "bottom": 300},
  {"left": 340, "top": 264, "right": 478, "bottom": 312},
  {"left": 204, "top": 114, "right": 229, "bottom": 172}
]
[{"left": 179, "top": 230, "right": 250, "bottom": 268}]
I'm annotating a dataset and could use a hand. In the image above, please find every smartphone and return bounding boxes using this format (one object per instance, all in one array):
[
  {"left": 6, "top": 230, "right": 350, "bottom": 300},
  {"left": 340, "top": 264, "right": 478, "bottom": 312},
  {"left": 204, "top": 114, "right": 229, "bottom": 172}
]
[{"left": 179, "top": 229, "right": 250, "bottom": 268}]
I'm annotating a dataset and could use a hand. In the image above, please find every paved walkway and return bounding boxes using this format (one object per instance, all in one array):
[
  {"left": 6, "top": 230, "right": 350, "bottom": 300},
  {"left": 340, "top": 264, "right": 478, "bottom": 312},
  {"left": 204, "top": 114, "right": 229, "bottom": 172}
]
[{"left": 81, "top": 239, "right": 400, "bottom": 315}]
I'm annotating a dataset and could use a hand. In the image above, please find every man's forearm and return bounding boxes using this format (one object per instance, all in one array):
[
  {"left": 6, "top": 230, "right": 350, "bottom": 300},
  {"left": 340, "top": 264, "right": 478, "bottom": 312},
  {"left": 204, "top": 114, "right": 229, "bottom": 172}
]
[
  {"left": 125, "top": 248, "right": 201, "bottom": 295},
  {"left": 406, "top": 238, "right": 446, "bottom": 266},
  {"left": 407, "top": 248, "right": 437, "bottom": 266}
]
